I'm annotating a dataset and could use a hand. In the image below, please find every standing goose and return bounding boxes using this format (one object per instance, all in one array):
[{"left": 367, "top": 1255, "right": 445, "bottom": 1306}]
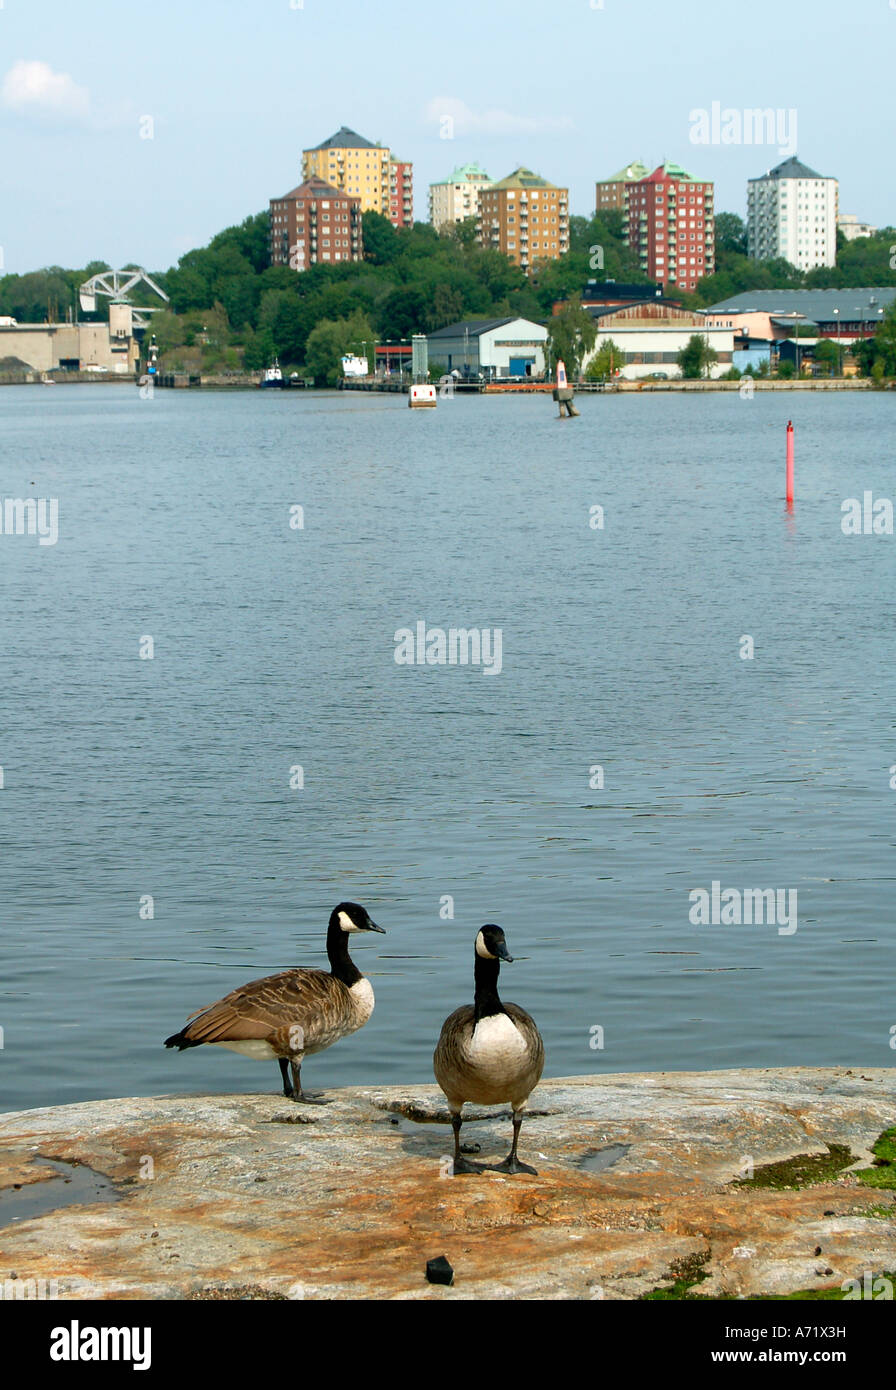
[
  {"left": 434, "top": 925, "right": 544, "bottom": 1175},
  {"left": 164, "top": 901, "right": 385, "bottom": 1102}
]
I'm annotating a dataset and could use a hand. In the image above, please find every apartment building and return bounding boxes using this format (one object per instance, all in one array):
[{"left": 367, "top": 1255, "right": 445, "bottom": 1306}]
[
  {"left": 429, "top": 163, "right": 493, "bottom": 231},
  {"left": 269, "top": 177, "right": 363, "bottom": 271},
  {"left": 476, "top": 167, "right": 569, "bottom": 274},
  {"left": 747, "top": 157, "right": 838, "bottom": 271},
  {"left": 595, "top": 160, "right": 650, "bottom": 213},
  {"left": 622, "top": 162, "right": 715, "bottom": 292},
  {"left": 388, "top": 159, "right": 414, "bottom": 228},
  {"left": 301, "top": 127, "right": 412, "bottom": 229}
]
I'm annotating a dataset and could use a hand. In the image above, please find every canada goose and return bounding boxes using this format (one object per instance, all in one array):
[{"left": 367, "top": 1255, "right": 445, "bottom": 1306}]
[
  {"left": 164, "top": 901, "right": 385, "bottom": 1102},
  {"left": 434, "top": 925, "right": 544, "bottom": 1175}
]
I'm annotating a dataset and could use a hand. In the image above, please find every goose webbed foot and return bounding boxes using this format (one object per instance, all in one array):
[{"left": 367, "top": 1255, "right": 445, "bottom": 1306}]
[
  {"left": 289, "top": 1089, "right": 329, "bottom": 1105},
  {"left": 483, "top": 1112, "right": 537, "bottom": 1174},
  {"left": 484, "top": 1154, "right": 538, "bottom": 1176},
  {"left": 452, "top": 1154, "right": 488, "bottom": 1175}
]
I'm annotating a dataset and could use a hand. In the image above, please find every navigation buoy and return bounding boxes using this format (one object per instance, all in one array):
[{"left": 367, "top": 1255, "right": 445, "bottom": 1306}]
[
  {"left": 552, "top": 359, "right": 579, "bottom": 418},
  {"left": 409, "top": 383, "right": 437, "bottom": 408},
  {"left": 786, "top": 420, "right": 794, "bottom": 505}
]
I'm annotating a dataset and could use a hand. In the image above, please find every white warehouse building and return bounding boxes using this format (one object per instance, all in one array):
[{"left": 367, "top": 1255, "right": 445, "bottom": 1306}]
[
  {"left": 426, "top": 317, "right": 548, "bottom": 379},
  {"left": 581, "top": 303, "right": 735, "bottom": 380},
  {"left": 747, "top": 157, "right": 838, "bottom": 272}
]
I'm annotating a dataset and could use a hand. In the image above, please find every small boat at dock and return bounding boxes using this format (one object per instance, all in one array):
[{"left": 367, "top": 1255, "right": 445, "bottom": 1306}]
[{"left": 259, "top": 359, "right": 285, "bottom": 389}]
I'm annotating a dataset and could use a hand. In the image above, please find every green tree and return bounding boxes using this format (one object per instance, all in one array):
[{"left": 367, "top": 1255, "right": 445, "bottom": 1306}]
[
  {"left": 362, "top": 211, "right": 401, "bottom": 266},
  {"left": 425, "top": 283, "right": 465, "bottom": 331},
  {"left": 585, "top": 338, "right": 623, "bottom": 380},
  {"left": 208, "top": 211, "right": 270, "bottom": 275},
  {"left": 243, "top": 327, "right": 275, "bottom": 371},
  {"left": 377, "top": 286, "right": 427, "bottom": 339},
  {"left": 677, "top": 334, "right": 718, "bottom": 379},
  {"left": 866, "top": 299, "right": 896, "bottom": 374},
  {"left": 305, "top": 309, "right": 376, "bottom": 385},
  {"left": 714, "top": 212, "right": 747, "bottom": 257},
  {"left": 148, "top": 309, "right": 186, "bottom": 355},
  {"left": 813, "top": 339, "right": 839, "bottom": 375},
  {"left": 546, "top": 294, "right": 596, "bottom": 378}
]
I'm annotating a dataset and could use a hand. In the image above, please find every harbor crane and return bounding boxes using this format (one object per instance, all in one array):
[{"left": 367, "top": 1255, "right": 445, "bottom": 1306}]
[{"left": 78, "top": 267, "right": 169, "bottom": 329}]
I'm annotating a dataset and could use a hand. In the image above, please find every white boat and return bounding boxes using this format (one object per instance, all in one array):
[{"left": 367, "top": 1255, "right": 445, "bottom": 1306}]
[
  {"left": 341, "top": 354, "right": 369, "bottom": 378},
  {"left": 260, "top": 358, "right": 284, "bottom": 389}
]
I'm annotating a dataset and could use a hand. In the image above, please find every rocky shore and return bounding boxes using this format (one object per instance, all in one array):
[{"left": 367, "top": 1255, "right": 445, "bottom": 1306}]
[{"left": 1, "top": 1068, "right": 893, "bottom": 1300}]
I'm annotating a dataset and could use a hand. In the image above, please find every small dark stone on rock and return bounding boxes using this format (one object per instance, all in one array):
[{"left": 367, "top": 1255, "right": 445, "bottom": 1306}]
[
  {"left": 426, "top": 1255, "right": 454, "bottom": 1286},
  {"left": 814, "top": 1246, "right": 822, "bottom": 1256},
  {"left": 824, "top": 1210, "right": 835, "bottom": 1216}
]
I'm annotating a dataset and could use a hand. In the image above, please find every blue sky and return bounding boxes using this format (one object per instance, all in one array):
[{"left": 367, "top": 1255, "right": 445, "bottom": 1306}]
[{"left": 0, "top": 0, "right": 892, "bottom": 274}]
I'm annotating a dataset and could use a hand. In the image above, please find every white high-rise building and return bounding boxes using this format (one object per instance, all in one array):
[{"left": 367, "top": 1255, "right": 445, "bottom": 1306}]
[
  {"left": 747, "top": 157, "right": 838, "bottom": 271},
  {"left": 429, "top": 163, "right": 492, "bottom": 231}
]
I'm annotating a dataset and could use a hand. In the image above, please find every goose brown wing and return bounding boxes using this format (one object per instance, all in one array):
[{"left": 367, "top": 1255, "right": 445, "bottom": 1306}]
[
  {"left": 180, "top": 968, "right": 347, "bottom": 1047},
  {"left": 433, "top": 1005, "right": 475, "bottom": 1092}
]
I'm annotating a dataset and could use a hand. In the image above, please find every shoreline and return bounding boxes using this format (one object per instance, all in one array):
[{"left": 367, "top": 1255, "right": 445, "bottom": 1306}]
[
  {"left": 0, "top": 372, "right": 879, "bottom": 392},
  {"left": 1, "top": 1066, "right": 893, "bottom": 1300}
]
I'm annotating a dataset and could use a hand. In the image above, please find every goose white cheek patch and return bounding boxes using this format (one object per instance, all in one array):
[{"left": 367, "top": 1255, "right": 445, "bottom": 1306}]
[
  {"left": 338, "top": 910, "right": 359, "bottom": 933},
  {"left": 475, "top": 931, "right": 497, "bottom": 959}
]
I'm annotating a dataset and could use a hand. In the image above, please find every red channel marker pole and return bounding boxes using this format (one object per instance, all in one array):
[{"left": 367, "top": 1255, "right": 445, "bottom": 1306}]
[{"left": 786, "top": 420, "right": 795, "bottom": 505}]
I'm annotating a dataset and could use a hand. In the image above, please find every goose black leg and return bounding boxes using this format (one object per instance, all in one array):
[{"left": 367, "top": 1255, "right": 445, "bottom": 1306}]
[
  {"left": 278, "top": 1058, "right": 292, "bottom": 1097},
  {"left": 288, "top": 1058, "right": 328, "bottom": 1104},
  {"left": 484, "top": 1110, "right": 537, "bottom": 1175},
  {"left": 451, "top": 1111, "right": 485, "bottom": 1175}
]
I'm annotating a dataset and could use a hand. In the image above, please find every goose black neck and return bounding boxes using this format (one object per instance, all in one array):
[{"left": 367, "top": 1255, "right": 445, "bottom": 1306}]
[
  {"left": 473, "top": 954, "right": 505, "bottom": 1021},
  {"left": 327, "top": 922, "right": 363, "bottom": 987}
]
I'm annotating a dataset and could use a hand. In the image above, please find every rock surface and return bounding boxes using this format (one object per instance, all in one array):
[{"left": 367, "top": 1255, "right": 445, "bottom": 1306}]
[{"left": 0, "top": 1068, "right": 893, "bottom": 1300}]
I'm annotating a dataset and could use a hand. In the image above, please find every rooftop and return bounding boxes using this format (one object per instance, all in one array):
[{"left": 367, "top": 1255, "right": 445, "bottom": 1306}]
[
  {"left": 273, "top": 177, "right": 352, "bottom": 202},
  {"left": 488, "top": 166, "right": 561, "bottom": 191},
  {"left": 705, "top": 288, "right": 896, "bottom": 322},
  {"left": 427, "top": 317, "right": 543, "bottom": 339},
  {"left": 580, "top": 279, "right": 664, "bottom": 301},
  {"left": 641, "top": 161, "right": 707, "bottom": 184},
  {"left": 307, "top": 126, "right": 379, "bottom": 151},
  {"left": 431, "top": 163, "right": 492, "bottom": 186},
  {"left": 599, "top": 160, "right": 650, "bottom": 184},
  {"left": 749, "top": 156, "right": 828, "bottom": 182}
]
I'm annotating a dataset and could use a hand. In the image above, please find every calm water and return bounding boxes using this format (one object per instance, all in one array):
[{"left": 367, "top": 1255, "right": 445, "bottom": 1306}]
[{"left": 0, "top": 384, "right": 893, "bottom": 1112}]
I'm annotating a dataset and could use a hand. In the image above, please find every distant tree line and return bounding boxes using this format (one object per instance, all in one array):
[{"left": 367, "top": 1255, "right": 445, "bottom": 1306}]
[{"left": 3, "top": 207, "right": 896, "bottom": 382}]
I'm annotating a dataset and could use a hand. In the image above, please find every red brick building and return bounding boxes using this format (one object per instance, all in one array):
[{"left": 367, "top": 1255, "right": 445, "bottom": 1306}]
[
  {"left": 389, "top": 159, "right": 414, "bottom": 228},
  {"left": 622, "top": 163, "right": 715, "bottom": 293},
  {"left": 269, "top": 177, "right": 363, "bottom": 272}
]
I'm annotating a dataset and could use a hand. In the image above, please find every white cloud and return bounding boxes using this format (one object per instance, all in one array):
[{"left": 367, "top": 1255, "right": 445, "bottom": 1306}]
[
  {"left": 1, "top": 60, "right": 90, "bottom": 122},
  {"left": 426, "top": 96, "right": 573, "bottom": 137}
]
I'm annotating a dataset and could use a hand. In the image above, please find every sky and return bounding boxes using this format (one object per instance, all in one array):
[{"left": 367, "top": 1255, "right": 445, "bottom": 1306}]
[{"left": 0, "top": 0, "right": 893, "bottom": 275}]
